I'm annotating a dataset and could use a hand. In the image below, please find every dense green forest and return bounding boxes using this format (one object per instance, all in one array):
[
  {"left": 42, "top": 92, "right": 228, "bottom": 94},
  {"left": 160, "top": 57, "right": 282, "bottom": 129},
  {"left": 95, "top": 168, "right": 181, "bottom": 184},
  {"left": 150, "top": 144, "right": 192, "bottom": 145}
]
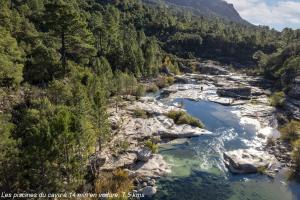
[
  {"left": 254, "top": 29, "right": 300, "bottom": 88},
  {"left": 0, "top": 0, "right": 300, "bottom": 195}
]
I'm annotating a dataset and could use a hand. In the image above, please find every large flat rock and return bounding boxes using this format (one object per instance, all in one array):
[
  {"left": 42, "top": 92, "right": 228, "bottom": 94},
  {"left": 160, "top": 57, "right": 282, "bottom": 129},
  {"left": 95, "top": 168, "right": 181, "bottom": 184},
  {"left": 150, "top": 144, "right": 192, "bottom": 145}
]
[
  {"left": 217, "top": 87, "right": 251, "bottom": 100},
  {"left": 100, "top": 153, "right": 138, "bottom": 171},
  {"left": 126, "top": 100, "right": 212, "bottom": 139},
  {"left": 133, "top": 154, "right": 171, "bottom": 177},
  {"left": 157, "top": 124, "right": 211, "bottom": 139},
  {"left": 224, "top": 149, "right": 278, "bottom": 174}
]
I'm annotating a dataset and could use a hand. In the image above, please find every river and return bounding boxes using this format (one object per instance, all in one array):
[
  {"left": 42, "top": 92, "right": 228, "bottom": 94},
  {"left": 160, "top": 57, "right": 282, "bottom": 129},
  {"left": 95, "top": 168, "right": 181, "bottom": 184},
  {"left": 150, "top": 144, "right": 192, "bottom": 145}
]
[{"left": 153, "top": 98, "right": 300, "bottom": 200}]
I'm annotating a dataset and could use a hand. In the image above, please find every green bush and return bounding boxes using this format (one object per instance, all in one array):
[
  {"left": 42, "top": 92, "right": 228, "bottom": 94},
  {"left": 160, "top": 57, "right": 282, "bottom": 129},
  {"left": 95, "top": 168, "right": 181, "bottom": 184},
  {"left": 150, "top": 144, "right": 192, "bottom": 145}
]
[
  {"left": 114, "top": 140, "right": 130, "bottom": 153},
  {"left": 156, "top": 76, "right": 175, "bottom": 89},
  {"left": 134, "top": 84, "right": 146, "bottom": 98},
  {"left": 280, "top": 120, "right": 300, "bottom": 143},
  {"left": 166, "top": 110, "right": 204, "bottom": 128},
  {"left": 257, "top": 166, "right": 267, "bottom": 174},
  {"left": 292, "top": 139, "right": 300, "bottom": 171},
  {"left": 147, "top": 84, "right": 159, "bottom": 93},
  {"left": 0, "top": 88, "right": 6, "bottom": 101},
  {"left": 270, "top": 91, "right": 286, "bottom": 107},
  {"left": 95, "top": 169, "right": 133, "bottom": 196},
  {"left": 166, "top": 76, "right": 175, "bottom": 85},
  {"left": 177, "top": 113, "right": 204, "bottom": 128},
  {"left": 133, "top": 108, "right": 147, "bottom": 119},
  {"left": 144, "top": 139, "right": 158, "bottom": 153}
]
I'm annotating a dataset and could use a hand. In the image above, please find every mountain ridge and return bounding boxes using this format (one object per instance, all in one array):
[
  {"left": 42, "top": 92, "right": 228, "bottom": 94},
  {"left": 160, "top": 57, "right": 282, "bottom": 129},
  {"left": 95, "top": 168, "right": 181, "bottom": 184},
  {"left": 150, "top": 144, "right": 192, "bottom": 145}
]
[{"left": 144, "top": 0, "right": 250, "bottom": 25}]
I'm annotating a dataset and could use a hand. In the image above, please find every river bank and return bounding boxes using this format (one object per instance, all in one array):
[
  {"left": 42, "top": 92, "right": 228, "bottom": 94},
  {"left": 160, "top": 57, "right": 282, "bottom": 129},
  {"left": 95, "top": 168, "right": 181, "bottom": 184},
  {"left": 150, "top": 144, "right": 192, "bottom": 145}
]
[{"left": 96, "top": 62, "right": 297, "bottom": 197}]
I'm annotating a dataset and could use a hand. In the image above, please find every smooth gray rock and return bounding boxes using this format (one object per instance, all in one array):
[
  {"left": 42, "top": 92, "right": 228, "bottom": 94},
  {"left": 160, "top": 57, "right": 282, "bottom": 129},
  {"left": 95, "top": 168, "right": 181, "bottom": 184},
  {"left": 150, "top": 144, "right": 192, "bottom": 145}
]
[
  {"left": 140, "top": 186, "right": 157, "bottom": 197},
  {"left": 149, "top": 179, "right": 156, "bottom": 186},
  {"left": 100, "top": 153, "right": 137, "bottom": 171},
  {"left": 217, "top": 87, "right": 251, "bottom": 99},
  {"left": 133, "top": 154, "right": 171, "bottom": 177},
  {"left": 109, "top": 115, "right": 121, "bottom": 130},
  {"left": 224, "top": 149, "right": 277, "bottom": 174},
  {"left": 137, "top": 149, "right": 152, "bottom": 162},
  {"left": 157, "top": 126, "right": 210, "bottom": 139}
]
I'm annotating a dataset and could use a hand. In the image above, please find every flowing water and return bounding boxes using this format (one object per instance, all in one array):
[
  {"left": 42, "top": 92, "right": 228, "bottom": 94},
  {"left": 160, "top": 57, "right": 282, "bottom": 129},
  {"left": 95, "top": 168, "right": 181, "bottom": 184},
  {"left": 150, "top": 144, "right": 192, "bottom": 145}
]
[{"left": 153, "top": 99, "right": 300, "bottom": 200}]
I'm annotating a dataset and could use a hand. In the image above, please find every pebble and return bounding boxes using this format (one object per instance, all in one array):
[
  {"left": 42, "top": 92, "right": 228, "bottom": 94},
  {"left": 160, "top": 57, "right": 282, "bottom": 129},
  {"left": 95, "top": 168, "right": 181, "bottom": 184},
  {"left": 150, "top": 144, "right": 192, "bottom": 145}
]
[
  {"left": 140, "top": 186, "right": 157, "bottom": 197},
  {"left": 149, "top": 180, "right": 156, "bottom": 186}
]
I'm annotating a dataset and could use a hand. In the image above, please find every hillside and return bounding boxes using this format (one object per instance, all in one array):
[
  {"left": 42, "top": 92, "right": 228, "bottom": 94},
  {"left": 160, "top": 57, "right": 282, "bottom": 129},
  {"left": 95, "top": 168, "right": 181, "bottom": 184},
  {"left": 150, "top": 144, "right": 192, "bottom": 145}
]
[{"left": 145, "top": 0, "right": 250, "bottom": 25}]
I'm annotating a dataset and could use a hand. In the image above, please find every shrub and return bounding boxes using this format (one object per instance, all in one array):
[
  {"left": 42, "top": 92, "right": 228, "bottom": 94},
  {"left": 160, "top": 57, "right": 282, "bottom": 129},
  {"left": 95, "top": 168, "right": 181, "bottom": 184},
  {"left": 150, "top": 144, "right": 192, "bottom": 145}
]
[
  {"left": 270, "top": 91, "right": 285, "bottom": 108},
  {"left": 257, "top": 166, "right": 267, "bottom": 174},
  {"left": 292, "top": 139, "right": 300, "bottom": 171},
  {"left": 280, "top": 120, "right": 300, "bottom": 143},
  {"left": 134, "top": 84, "right": 146, "bottom": 99},
  {"left": 178, "top": 114, "right": 203, "bottom": 128},
  {"left": 166, "top": 76, "right": 175, "bottom": 85},
  {"left": 166, "top": 110, "right": 181, "bottom": 120},
  {"left": 166, "top": 110, "right": 204, "bottom": 128},
  {"left": 114, "top": 140, "right": 130, "bottom": 153},
  {"left": 94, "top": 169, "right": 133, "bottom": 197},
  {"left": 144, "top": 139, "right": 158, "bottom": 153},
  {"left": 146, "top": 84, "right": 159, "bottom": 93},
  {"left": 156, "top": 76, "right": 174, "bottom": 89},
  {"left": 133, "top": 108, "right": 147, "bottom": 119}
]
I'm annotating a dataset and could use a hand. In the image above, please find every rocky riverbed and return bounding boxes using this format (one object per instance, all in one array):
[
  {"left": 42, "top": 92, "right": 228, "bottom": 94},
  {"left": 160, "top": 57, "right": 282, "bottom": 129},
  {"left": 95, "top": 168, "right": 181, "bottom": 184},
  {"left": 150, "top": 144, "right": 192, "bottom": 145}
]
[
  {"left": 161, "top": 69, "right": 290, "bottom": 177},
  {"left": 96, "top": 62, "right": 294, "bottom": 197}
]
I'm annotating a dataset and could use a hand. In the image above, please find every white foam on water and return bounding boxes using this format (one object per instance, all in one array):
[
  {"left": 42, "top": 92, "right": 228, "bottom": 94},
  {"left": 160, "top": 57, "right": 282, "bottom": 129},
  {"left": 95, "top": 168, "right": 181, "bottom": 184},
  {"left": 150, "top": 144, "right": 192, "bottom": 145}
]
[{"left": 218, "top": 128, "right": 239, "bottom": 142}]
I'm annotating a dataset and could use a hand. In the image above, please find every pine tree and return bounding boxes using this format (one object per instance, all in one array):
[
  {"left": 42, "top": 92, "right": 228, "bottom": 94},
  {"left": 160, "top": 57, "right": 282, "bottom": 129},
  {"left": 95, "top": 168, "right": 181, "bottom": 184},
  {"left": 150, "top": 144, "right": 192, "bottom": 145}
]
[
  {"left": 0, "top": 114, "right": 19, "bottom": 192},
  {"left": 88, "top": 77, "right": 110, "bottom": 153},
  {"left": 24, "top": 44, "right": 61, "bottom": 85},
  {"left": 144, "top": 37, "right": 160, "bottom": 76},
  {"left": 44, "top": 0, "right": 95, "bottom": 72},
  {"left": 0, "top": 1, "right": 11, "bottom": 30},
  {"left": 12, "top": 98, "right": 98, "bottom": 192},
  {"left": 0, "top": 28, "right": 24, "bottom": 87}
]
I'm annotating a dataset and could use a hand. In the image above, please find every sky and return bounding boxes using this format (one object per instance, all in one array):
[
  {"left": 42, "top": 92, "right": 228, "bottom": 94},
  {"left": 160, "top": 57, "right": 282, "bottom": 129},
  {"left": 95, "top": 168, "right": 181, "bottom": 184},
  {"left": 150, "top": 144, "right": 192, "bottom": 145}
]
[{"left": 224, "top": 0, "right": 300, "bottom": 30}]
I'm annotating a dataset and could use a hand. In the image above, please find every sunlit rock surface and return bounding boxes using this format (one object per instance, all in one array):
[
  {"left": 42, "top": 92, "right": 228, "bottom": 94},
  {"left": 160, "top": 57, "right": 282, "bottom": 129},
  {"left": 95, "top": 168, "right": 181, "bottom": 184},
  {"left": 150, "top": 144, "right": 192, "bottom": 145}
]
[{"left": 224, "top": 149, "right": 278, "bottom": 174}]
